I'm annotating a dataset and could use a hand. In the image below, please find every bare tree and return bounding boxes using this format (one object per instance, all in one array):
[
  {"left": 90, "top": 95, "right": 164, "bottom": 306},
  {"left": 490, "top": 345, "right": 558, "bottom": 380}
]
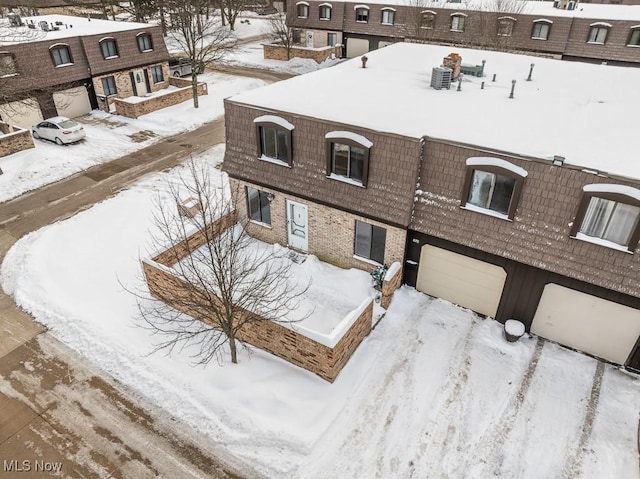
[
  {"left": 267, "top": 12, "right": 294, "bottom": 60},
  {"left": 137, "top": 159, "right": 310, "bottom": 365},
  {"left": 166, "top": 0, "right": 234, "bottom": 108}
]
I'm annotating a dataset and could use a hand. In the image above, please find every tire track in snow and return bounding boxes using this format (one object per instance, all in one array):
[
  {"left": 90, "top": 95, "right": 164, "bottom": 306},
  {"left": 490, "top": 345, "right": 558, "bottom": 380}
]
[
  {"left": 560, "top": 360, "right": 605, "bottom": 479},
  {"left": 465, "top": 338, "right": 544, "bottom": 476},
  {"left": 410, "top": 314, "right": 482, "bottom": 477}
]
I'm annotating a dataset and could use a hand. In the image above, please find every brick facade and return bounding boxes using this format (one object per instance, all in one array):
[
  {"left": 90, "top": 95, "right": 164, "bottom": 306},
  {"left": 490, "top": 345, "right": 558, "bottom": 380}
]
[
  {"left": 0, "top": 125, "right": 35, "bottom": 158},
  {"left": 112, "top": 77, "right": 207, "bottom": 118},
  {"left": 143, "top": 211, "right": 374, "bottom": 382},
  {"left": 231, "top": 178, "right": 407, "bottom": 271},
  {"left": 411, "top": 138, "right": 640, "bottom": 298},
  {"left": 263, "top": 42, "right": 342, "bottom": 62}
]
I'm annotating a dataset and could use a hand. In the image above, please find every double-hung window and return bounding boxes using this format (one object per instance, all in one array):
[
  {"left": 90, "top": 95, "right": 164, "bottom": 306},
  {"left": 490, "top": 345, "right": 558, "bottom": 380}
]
[
  {"left": 588, "top": 23, "right": 610, "bottom": 44},
  {"left": 297, "top": 2, "right": 309, "bottom": 18},
  {"left": 450, "top": 13, "right": 466, "bottom": 32},
  {"left": 100, "top": 38, "right": 118, "bottom": 59},
  {"left": 328, "top": 32, "right": 337, "bottom": 46},
  {"left": 137, "top": 33, "right": 153, "bottom": 52},
  {"left": 50, "top": 44, "right": 72, "bottom": 66},
  {"left": 254, "top": 115, "right": 294, "bottom": 166},
  {"left": 497, "top": 17, "right": 516, "bottom": 36},
  {"left": 461, "top": 158, "right": 528, "bottom": 220},
  {"left": 325, "top": 131, "right": 372, "bottom": 187},
  {"left": 247, "top": 187, "right": 272, "bottom": 225},
  {"left": 356, "top": 6, "right": 369, "bottom": 23},
  {"left": 101, "top": 76, "right": 117, "bottom": 96},
  {"left": 151, "top": 65, "right": 164, "bottom": 83},
  {"left": 381, "top": 8, "right": 395, "bottom": 25},
  {"left": 354, "top": 220, "right": 386, "bottom": 264},
  {"left": 571, "top": 184, "right": 640, "bottom": 251},
  {"left": 319, "top": 4, "right": 331, "bottom": 20},
  {"left": 421, "top": 11, "right": 436, "bottom": 29},
  {"left": 531, "top": 20, "right": 552, "bottom": 40}
]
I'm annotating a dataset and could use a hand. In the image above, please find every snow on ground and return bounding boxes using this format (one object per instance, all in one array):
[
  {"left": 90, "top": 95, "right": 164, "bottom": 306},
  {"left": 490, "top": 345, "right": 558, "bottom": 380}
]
[
  {"left": 2, "top": 145, "right": 638, "bottom": 478},
  {"left": 0, "top": 72, "right": 265, "bottom": 203}
]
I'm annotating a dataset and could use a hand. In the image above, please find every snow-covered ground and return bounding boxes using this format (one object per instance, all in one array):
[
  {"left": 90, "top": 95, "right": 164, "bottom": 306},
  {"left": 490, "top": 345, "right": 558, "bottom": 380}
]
[{"left": 2, "top": 147, "right": 638, "bottom": 478}]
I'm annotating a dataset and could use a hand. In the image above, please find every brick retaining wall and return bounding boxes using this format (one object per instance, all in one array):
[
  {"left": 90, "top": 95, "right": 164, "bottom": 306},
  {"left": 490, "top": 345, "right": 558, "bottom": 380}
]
[
  {"left": 263, "top": 42, "right": 341, "bottom": 63},
  {"left": 144, "top": 214, "right": 374, "bottom": 382},
  {"left": 0, "top": 125, "right": 35, "bottom": 158},
  {"left": 114, "top": 79, "right": 207, "bottom": 119},
  {"left": 381, "top": 262, "right": 403, "bottom": 309}
]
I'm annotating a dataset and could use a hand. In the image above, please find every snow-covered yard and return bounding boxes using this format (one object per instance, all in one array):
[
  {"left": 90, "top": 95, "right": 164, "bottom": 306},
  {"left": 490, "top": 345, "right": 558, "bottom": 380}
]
[{"left": 2, "top": 146, "right": 638, "bottom": 478}]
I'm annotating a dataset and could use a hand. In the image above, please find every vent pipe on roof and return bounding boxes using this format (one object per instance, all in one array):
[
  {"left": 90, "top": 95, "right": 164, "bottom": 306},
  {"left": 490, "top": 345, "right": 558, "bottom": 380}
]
[
  {"left": 527, "top": 63, "right": 535, "bottom": 81},
  {"left": 457, "top": 76, "right": 462, "bottom": 91},
  {"left": 492, "top": 73, "right": 496, "bottom": 82},
  {"left": 361, "top": 55, "right": 368, "bottom": 68},
  {"left": 509, "top": 79, "right": 516, "bottom": 99},
  {"left": 553, "top": 156, "right": 565, "bottom": 166}
]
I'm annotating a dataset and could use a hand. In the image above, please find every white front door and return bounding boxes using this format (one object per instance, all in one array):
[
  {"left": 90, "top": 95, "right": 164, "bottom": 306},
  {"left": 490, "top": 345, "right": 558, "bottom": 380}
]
[
  {"left": 133, "top": 69, "right": 148, "bottom": 96},
  {"left": 287, "top": 200, "right": 308, "bottom": 252}
]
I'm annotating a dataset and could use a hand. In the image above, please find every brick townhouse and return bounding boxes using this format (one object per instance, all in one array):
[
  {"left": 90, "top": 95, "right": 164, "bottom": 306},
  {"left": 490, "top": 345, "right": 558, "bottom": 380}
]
[
  {"left": 0, "top": 14, "right": 169, "bottom": 128},
  {"left": 223, "top": 42, "right": 640, "bottom": 372},
  {"left": 287, "top": 0, "right": 640, "bottom": 65}
]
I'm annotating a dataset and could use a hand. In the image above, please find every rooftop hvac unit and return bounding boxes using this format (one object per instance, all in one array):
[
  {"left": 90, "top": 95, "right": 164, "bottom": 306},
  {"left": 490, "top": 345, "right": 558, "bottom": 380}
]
[
  {"left": 431, "top": 66, "right": 453, "bottom": 90},
  {"left": 38, "top": 20, "right": 51, "bottom": 31}
]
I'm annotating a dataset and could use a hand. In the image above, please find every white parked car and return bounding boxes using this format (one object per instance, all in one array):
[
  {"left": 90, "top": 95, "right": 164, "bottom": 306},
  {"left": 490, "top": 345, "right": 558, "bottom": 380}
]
[{"left": 32, "top": 117, "right": 86, "bottom": 145}]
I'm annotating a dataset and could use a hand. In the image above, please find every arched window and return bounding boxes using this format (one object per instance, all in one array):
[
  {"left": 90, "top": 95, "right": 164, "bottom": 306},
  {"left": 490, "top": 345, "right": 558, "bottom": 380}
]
[
  {"left": 421, "top": 10, "right": 436, "bottom": 29},
  {"left": 254, "top": 115, "right": 294, "bottom": 166},
  {"left": 319, "top": 3, "right": 332, "bottom": 20},
  {"left": 450, "top": 13, "right": 467, "bottom": 33},
  {"left": 354, "top": 5, "right": 370, "bottom": 23},
  {"left": 627, "top": 25, "right": 640, "bottom": 46},
  {"left": 325, "top": 131, "right": 373, "bottom": 187},
  {"left": 588, "top": 22, "right": 612, "bottom": 44},
  {"left": 296, "top": 2, "right": 309, "bottom": 18},
  {"left": 49, "top": 43, "right": 73, "bottom": 66},
  {"left": 99, "top": 37, "right": 119, "bottom": 59},
  {"left": 497, "top": 16, "right": 516, "bottom": 37},
  {"left": 531, "top": 19, "right": 552, "bottom": 40},
  {"left": 381, "top": 7, "right": 396, "bottom": 25}
]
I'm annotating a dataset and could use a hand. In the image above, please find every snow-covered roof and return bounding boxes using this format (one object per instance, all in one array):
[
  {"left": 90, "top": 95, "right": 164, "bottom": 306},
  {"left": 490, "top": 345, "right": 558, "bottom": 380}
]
[
  {"left": 339, "top": 0, "right": 640, "bottom": 21},
  {"left": 0, "top": 15, "right": 154, "bottom": 46},
  {"left": 229, "top": 42, "right": 640, "bottom": 180}
]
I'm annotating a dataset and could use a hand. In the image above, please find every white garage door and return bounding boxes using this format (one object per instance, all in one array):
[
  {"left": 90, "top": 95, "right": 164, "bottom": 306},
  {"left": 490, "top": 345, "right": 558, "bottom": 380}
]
[
  {"left": 532, "top": 283, "right": 640, "bottom": 364},
  {"left": 0, "top": 98, "right": 43, "bottom": 129},
  {"left": 346, "top": 38, "right": 369, "bottom": 58},
  {"left": 416, "top": 245, "right": 506, "bottom": 318},
  {"left": 54, "top": 86, "right": 92, "bottom": 119}
]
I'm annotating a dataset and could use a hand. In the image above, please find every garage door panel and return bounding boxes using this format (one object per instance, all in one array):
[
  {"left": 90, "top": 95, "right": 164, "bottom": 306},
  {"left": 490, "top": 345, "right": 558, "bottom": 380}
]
[
  {"left": 416, "top": 245, "right": 506, "bottom": 318},
  {"left": 346, "top": 38, "right": 369, "bottom": 58},
  {"left": 0, "top": 99, "right": 43, "bottom": 129},
  {"left": 532, "top": 283, "right": 640, "bottom": 364},
  {"left": 54, "top": 87, "right": 91, "bottom": 119}
]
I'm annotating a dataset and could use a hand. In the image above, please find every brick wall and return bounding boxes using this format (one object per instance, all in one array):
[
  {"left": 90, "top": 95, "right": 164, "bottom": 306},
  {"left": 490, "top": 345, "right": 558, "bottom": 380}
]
[
  {"left": 231, "top": 178, "right": 407, "bottom": 271},
  {"left": 144, "top": 213, "right": 374, "bottom": 382},
  {"left": 263, "top": 42, "right": 342, "bottom": 62},
  {"left": 412, "top": 138, "right": 640, "bottom": 298},
  {"left": 0, "top": 126, "right": 35, "bottom": 158},
  {"left": 112, "top": 77, "right": 207, "bottom": 119},
  {"left": 381, "top": 262, "right": 403, "bottom": 309}
]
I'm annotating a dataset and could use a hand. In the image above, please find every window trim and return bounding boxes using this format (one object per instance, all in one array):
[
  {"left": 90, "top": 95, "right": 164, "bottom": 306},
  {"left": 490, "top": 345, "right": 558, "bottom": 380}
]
[
  {"left": 319, "top": 3, "right": 332, "bottom": 20},
  {"left": 420, "top": 10, "right": 437, "bottom": 29},
  {"left": 136, "top": 32, "right": 154, "bottom": 52},
  {"left": 0, "top": 51, "right": 17, "bottom": 77},
  {"left": 101, "top": 75, "right": 117, "bottom": 96},
  {"left": 381, "top": 7, "right": 396, "bottom": 25},
  {"left": 531, "top": 19, "right": 552, "bottom": 40},
  {"left": 325, "top": 131, "right": 372, "bottom": 187},
  {"left": 254, "top": 115, "right": 294, "bottom": 167},
  {"left": 497, "top": 16, "right": 516, "bottom": 37},
  {"left": 450, "top": 13, "right": 467, "bottom": 32},
  {"left": 354, "top": 5, "right": 370, "bottom": 23},
  {"left": 151, "top": 65, "right": 164, "bottom": 83},
  {"left": 99, "top": 37, "right": 119, "bottom": 59},
  {"left": 49, "top": 43, "right": 73, "bottom": 67},
  {"left": 627, "top": 26, "right": 640, "bottom": 46},
  {"left": 460, "top": 157, "right": 528, "bottom": 221},
  {"left": 245, "top": 186, "right": 272, "bottom": 227},
  {"left": 570, "top": 184, "right": 640, "bottom": 252},
  {"left": 354, "top": 219, "right": 386, "bottom": 265},
  {"left": 296, "top": 1, "right": 309, "bottom": 18},
  {"left": 587, "top": 23, "right": 611, "bottom": 44}
]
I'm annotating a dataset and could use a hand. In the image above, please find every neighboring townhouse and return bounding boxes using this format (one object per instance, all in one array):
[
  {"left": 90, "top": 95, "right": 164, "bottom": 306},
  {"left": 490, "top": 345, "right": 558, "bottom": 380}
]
[
  {"left": 287, "top": 0, "right": 640, "bottom": 65},
  {"left": 223, "top": 42, "right": 640, "bottom": 372},
  {"left": 0, "top": 14, "right": 169, "bottom": 127},
  {"left": 2, "top": 0, "right": 107, "bottom": 17}
]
